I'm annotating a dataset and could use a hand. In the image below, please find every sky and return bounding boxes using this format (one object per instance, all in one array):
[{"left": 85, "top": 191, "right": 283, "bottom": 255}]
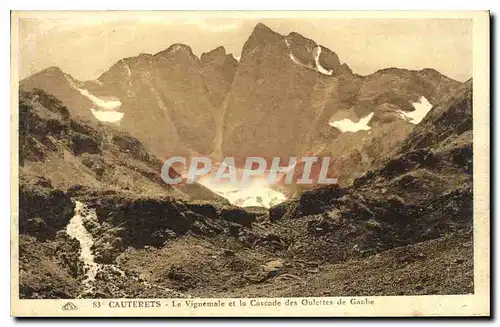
[{"left": 17, "top": 13, "right": 473, "bottom": 82}]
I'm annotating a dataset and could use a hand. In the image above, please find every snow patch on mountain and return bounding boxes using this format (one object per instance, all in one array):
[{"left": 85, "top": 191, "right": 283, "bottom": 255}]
[
  {"left": 90, "top": 109, "right": 124, "bottom": 123},
  {"left": 77, "top": 88, "right": 122, "bottom": 110},
  {"left": 329, "top": 112, "right": 374, "bottom": 133},
  {"left": 287, "top": 43, "right": 333, "bottom": 76},
  {"left": 398, "top": 96, "right": 433, "bottom": 125},
  {"left": 74, "top": 86, "right": 124, "bottom": 123},
  {"left": 65, "top": 73, "right": 125, "bottom": 123},
  {"left": 314, "top": 46, "right": 333, "bottom": 76}
]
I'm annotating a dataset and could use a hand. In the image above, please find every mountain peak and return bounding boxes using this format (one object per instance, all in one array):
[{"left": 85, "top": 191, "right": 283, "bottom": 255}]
[
  {"left": 20, "top": 66, "right": 77, "bottom": 87},
  {"left": 24, "top": 66, "right": 65, "bottom": 80},
  {"left": 253, "top": 23, "right": 277, "bottom": 35},
  {"left": 43, "top": 66, "right": 64, "bottom": 74},
  {"left": 213, "top": 46, "right": 227, "bottom": 55},
  {"left": 155, "top": 43, "right": 196, "bottom": 59},
  {"left": 201, "top": 46, "right": 227, "bottom": 63},
  {"left": 287, "top": 31, "right": 312, "bottom": 41},
  {"left": 241, "top": 22, "right": 284, "bottom": 58},
  {"left": 248, "top": 22, "right": 283, "bottom": 42}
]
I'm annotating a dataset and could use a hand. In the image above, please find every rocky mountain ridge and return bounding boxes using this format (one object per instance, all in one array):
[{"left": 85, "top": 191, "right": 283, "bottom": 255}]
[{"left": 20, "top": 23, "right": 463, "bottom": 189}]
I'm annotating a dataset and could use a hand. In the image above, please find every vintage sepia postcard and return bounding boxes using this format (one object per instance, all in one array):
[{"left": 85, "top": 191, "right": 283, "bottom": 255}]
[{"left": 10, "top": 10, "right": 490, "bottom": 317}]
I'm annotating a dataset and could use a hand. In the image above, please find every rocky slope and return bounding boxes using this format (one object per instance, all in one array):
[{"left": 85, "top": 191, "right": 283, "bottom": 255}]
[
  {"left": 271, "top": 80, "right": 472, "bottom": 259},
  {"left": 18, "top": 81, "right": 473, "bottom": 298},
  {"left": 18, "top": 89, "right": 225, "bottom": 203}
]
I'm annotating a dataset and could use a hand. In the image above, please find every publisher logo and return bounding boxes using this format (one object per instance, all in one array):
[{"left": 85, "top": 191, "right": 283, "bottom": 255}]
[{"left": 62, "top": 302, "right": 78, "bottom": 311}]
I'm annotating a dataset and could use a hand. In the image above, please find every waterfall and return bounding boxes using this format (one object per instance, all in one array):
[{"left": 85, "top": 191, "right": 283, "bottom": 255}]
[
  {"left": 65, "top": 200, "right": 190, "bottom": 298},
  {"left": 66, "top": 201, "right": 101, "bottom": 288}
]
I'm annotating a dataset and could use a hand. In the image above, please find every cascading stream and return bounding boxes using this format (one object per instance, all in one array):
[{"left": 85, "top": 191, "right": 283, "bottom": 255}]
[
  {"left": 66, "top": 200, "right": 190, "bottom": 297},
  {"left": 66, "top": 201, "right": 101, "bottom": 289}
]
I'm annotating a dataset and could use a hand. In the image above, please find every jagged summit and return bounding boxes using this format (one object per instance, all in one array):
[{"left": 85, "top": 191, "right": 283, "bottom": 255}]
[
  {"left": 286, "top": 31, "right": 317, "bottom": 47},
  {"left": 154, "top": 43, "right": 197, "bottom": 59},
  {"left": 253, "top": 22, "right": 279, "bottom": 36},
  {"left": 242, "top": 23, "right": 283, "bottom": 53},
  {"left": 201, "top": 46, "right": 228, "bottom": 63},
  {"left": 203, "top": 46, "right": 226, "bottom": 56},
  {"left": 241, "top": 23, "right": 349, "bottom": 78}
]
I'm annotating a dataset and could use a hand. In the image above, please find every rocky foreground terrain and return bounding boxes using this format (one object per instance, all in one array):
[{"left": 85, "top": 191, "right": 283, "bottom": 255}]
[{"left": 18, "top": 77, "right": 473, "bottom": 298}]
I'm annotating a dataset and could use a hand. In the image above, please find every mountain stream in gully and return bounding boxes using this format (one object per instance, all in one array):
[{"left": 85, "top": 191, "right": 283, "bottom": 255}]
[
  {"left": 65, "top": 201, "right": 101, "bottom": 289},
  {"left": 66, "top": 201, "right": 189, "bottom": 298}
]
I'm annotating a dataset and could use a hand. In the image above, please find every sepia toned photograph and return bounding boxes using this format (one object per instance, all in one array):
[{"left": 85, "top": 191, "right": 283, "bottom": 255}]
[{"left": 10, "top": 11, "right": 490, "bottom": 317}]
